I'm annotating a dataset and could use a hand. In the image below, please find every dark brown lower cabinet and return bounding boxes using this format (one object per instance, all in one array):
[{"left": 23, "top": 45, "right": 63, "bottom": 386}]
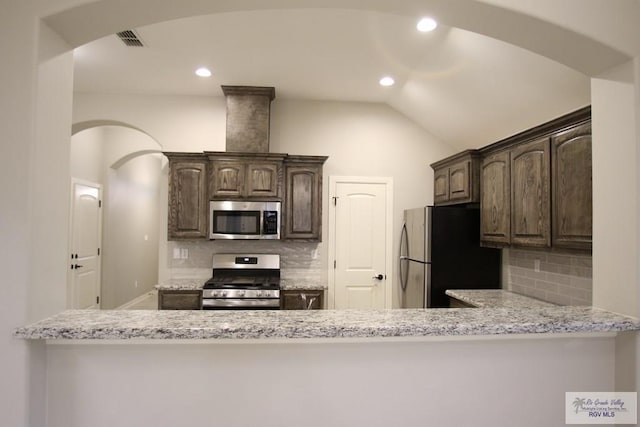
[
  {"left": 158, "top": 290, "right": 202, "bottom": 310},
  {"left": 280, "top": 290, "right": 324, "bottom": 310}
]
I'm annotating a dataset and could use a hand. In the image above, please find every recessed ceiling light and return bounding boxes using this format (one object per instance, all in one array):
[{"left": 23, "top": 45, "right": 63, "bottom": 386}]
[
  {"left": 379, "top": 76, "right": 395, "bottom": 87},
  {"left": 195, "top": 67, "right": 212, "bottom": 77},
  {"left": 417, "top": 17, "right": 438, "bottom": 32}
]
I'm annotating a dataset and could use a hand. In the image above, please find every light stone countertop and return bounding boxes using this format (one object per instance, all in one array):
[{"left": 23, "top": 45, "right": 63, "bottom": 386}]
[
  {"left": 154, "top": 279, "right": 207, "bottom": 291},
  {"left": 13, "top": 306, "right": 640, "bottom": 341},
  {"left": 445, "top": 289, "right": 556, "bottom": 309},
  {"left": 279, "top": 279, "right": 326, "bottom": 291},
  {"left": 155, "top": 278, "right": 327, "bottom": 291}
]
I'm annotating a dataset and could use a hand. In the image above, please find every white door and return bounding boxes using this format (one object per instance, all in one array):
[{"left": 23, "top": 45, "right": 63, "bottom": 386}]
[
  {"left": 69, "top": 180, "right": 102, "bottom": 309},
  {"left": 329, "top": 177, "right": 393, "bottom": 309}
]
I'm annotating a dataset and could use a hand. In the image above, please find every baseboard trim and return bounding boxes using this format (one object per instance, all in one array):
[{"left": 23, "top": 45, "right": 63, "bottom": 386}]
[{"left": 116, "top": 290, "right": 157, "bottom": 310}]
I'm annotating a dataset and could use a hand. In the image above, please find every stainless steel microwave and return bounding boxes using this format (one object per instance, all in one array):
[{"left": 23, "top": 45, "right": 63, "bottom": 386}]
[{"left": 209, "top": 200, "right": 281, "bottom": 240}]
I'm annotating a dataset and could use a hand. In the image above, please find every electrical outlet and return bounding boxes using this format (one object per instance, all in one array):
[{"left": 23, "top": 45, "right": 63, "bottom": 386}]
[
  {"left": 181, "top": 248, "right": 189, "bottom": 259},
  {"left": 173, "top": 248, "right": 181, "bottom": 259},
  {"left": 534, "top": 259, "right": 540, "bottom": 272},
  {"left": 134, "top": 280, "right": 138, "bottom": 288}
]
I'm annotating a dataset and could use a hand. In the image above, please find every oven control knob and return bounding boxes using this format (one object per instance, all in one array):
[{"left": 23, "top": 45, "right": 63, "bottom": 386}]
[
  {"left": 256, "top": 291, "right": 263, "bottom": 297},
  {"left": 238, "top": 291, "right": 245, "bottom": 297},
  {"left": 222, "top": 291, "right": 228, "bottom": 297}
]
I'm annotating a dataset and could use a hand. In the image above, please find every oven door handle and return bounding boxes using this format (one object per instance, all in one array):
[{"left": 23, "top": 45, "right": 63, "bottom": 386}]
[{"left": 201, "top": 298, "right": 280, "bottom": 309}]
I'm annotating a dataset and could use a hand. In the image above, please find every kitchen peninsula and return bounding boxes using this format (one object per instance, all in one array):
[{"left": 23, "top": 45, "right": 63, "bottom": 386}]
[
  {"left": 13, "top": 304, "right": 640, "bottom": 427},
  {"left": 14, "top": 305, "right": 640, "bottom": 340}
]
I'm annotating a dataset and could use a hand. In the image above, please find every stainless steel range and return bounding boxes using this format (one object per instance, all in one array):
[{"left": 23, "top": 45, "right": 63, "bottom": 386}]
[{"left": 202, "top": 254, "right": 280, "bottom": 310}]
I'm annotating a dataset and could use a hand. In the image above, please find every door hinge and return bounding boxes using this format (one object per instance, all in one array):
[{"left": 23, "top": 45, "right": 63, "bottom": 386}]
[
  {"left": 332, "top": 196, "right": 338, "bottom": 206},
  {"left": 98, "top": 200, "right": 102, "bottom": 208},
  {"left": 333, "top": 260, "right": 336, "bottom": 269},
  {"left": 98, "top": 248, "right": 100, "bottom": 256},
  {"left": 96, "top": 296, "right": 100, "bottom": 304}
]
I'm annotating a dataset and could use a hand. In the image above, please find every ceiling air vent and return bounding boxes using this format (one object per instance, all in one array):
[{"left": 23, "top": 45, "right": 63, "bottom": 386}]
[{"left": 116, "top": 30, "right": 144, "bottom": 47}]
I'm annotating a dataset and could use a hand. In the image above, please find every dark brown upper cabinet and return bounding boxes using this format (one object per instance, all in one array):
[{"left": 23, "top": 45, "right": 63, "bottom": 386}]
[
  {"left": 430, "top": 150, "right": 480, "bottom": 206},
  {"left": 282, "top": 155, "right": 328, "bottom": 241},
  {"left": 480, "top": 149, "right": 511, "bottom": 246},
  {"left": 510, "top": 137, "right": 551, "bottom": 248},
  {"left": 165, "top": 153, "right": 209, "bottom": 239},
  {"left": 551, "top": 122, "right": 592, "bottom": 251},
  {"left": 207, "top": 152, "right": 286, "bottom": 200},
  {"left": 165, "top": 151, "right": 327, "bottom": 241},
  {"left": 476, "top": 106, "right": 592, "bottom": 251}
]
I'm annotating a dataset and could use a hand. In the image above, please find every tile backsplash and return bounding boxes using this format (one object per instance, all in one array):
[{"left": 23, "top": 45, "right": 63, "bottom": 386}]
[
  {"left": 506, "top": 248, "right": 592, "bottom": 306},
  {"left": 166, "top": 240, "right": 324, "bottom": 283}
]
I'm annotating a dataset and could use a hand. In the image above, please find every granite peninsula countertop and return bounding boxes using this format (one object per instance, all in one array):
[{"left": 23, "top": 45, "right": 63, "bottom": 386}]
[
  {"left": 446, "top": 289, "right": 556, "bottom": 309},
  {"left": 13, "top": 306, "right": 640, "bottom": 341},
  {"left": 155, "top": 278, "right": 327, "bottom": 291}
]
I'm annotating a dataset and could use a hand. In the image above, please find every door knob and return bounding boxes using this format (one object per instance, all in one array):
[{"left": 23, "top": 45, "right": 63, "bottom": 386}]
[
  {"left": 373, "top": 274, "right": 384, "bottom": 280},
  {"left": 73, "top": 264, "right": 84, "bottom": 269}
]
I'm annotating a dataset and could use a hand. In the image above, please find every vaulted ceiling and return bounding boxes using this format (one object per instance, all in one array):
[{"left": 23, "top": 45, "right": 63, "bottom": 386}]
[{"left": 71, "top": 8, "right": 592, "bottom": 151}]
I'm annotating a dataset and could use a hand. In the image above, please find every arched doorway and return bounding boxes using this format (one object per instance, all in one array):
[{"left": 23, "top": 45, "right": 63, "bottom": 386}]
[{"left": 70, "top": 124, "right": 163, "bottom": 309}]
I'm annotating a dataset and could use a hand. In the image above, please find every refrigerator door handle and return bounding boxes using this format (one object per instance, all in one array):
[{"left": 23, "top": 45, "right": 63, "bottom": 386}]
[
  {"left": 399, "top": 222, "right": 409, "bottom": 290},
  {"left": 425, "top": 263, "right": 432, "bottom": 308},
  {"left": 399, "top": 256, "right": 428, "bottom": 264}
]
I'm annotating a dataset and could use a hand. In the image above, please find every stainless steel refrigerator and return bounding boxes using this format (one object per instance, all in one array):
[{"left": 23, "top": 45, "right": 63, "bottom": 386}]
[{"left": 399, "top": 205, "right": 501, "bottom": 308}]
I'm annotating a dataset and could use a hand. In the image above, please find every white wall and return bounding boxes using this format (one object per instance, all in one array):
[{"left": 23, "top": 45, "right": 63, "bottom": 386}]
[
  {"left": 73, "top": 93, "right": 227, "bottom": 152},
  {"left": 0, "top": 7, "right": 38, "bottom": 426},
  {"left": 70, "top": 127, "right": 104, "bottom": 182},
  {"left": 591, "top": 62, "right": 638, "bottom": 317},
  {"left": 103, "top": 153, "right": 161, "bottom": 308},
  {"left": 0, "top": 8, "right": 75, "bottom": 426},
  {"left": 45, "top": 336, "right": 615, "bottom": 427},
  {"left": 31, "top": 24, "right": 75, "bottom": 322}
]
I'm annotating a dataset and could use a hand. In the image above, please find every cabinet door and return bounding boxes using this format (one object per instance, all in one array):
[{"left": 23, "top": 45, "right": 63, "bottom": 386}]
[
  {"left": 158, "top": 290, "right": 202, "bottom": 310},
  {"left": 510, "top": 138, "right": 550, "bottom": 247},
  {"left": 552, "top": 122, "right": 592, "bottom": 250},
  {"left": 433, "top": 167, "right": 449, "bottom": 205},
  {"left": 280, "top": 290, "right": 324, "bottom": 309},
  {"left": 168, "top": 161, "right": 208, "bottom": 239},
  {"left": 210, "top": 161, "right": 245, "bottom": 198},
  {"left": 448, "top": 160, "right": 471, "bottom": 202},
  {"left": 284, "top": 164, "right": 322, "bottom": 240},
  {"left": 480, "top": 150, "right": 510, "bottom": 246},
  {"left": 246, "top": 162, "right": 280, "bottom": 198}
]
